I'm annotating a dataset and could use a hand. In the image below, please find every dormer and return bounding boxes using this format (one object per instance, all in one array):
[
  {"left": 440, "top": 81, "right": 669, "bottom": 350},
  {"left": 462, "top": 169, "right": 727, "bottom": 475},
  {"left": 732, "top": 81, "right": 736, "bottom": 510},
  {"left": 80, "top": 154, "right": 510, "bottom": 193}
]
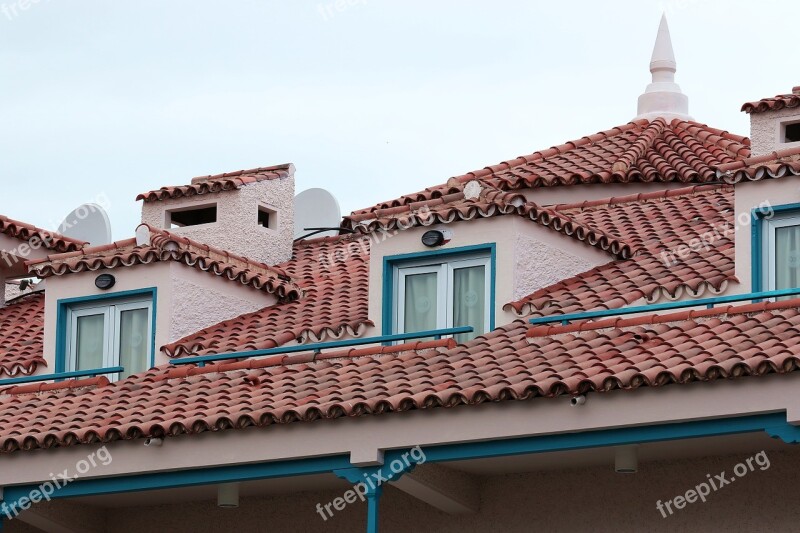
[
  {"left": 721, "top": 87, "right": 800, "bottom": 294},
  {"left": 138, "top": 164, "right": 296, "bottom": 266}
]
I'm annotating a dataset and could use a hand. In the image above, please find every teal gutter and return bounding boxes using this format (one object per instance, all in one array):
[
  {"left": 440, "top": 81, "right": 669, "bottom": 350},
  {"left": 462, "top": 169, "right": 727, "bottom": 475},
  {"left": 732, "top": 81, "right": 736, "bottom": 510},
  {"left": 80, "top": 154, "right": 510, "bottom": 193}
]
[{"left": 529, "top": 287, "right": 800, "bottom": 326}]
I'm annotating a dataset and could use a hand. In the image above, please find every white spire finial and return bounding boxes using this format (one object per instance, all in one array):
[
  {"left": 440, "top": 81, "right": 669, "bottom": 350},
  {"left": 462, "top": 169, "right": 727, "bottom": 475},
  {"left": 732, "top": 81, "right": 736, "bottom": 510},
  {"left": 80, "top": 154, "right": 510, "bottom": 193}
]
[{"left": 635, "top": 14, "right": 692, "bottom": 121}]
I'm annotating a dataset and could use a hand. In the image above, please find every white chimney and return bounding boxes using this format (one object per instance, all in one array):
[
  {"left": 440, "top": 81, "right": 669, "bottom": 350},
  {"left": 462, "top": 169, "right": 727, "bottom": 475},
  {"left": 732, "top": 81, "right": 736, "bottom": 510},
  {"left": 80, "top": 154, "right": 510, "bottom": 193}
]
[
  {"left": 140, "top": 164, "right": 296, "bottom": 266},
  {"left": 635, "top": 14, "right": 692, "bottom": 122}
]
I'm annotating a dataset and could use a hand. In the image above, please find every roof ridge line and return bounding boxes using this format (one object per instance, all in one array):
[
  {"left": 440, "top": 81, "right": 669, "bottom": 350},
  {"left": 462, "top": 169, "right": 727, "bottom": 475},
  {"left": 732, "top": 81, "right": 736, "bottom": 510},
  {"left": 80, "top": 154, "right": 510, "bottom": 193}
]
[{"left": 611, "top": 118, "right": 667, "bottom": 175}]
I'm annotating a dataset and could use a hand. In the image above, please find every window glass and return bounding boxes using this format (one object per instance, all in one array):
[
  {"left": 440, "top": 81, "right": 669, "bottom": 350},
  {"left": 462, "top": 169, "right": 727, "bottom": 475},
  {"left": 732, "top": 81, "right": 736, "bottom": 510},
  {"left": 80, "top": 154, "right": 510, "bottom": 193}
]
[
  {"left": 75, "top": 314, "right": 105, "bottom": 370},
  {"left": 118, "top": 308, "right": 149, "bottom": 379},
  {"left": 453, "top": 265, "right": 486, "bottom": 342},
  {"left": 404, "top": 272, "right": 438, "bottom": 333}
]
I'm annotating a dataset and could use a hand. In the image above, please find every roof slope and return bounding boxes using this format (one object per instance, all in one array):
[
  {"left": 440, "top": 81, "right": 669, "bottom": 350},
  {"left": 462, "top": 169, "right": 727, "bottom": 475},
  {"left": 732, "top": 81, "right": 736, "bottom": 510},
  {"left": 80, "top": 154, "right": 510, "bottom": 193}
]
[
  {"left": 27, "top": 225, "right": 301, "bottom": 301},
  {"left": 0, "top": 215, "right": 85, "bottom": 253},
  {"left": 507, "top": 185, "right": 735, "bottom": 316},
  {"left": 0, "top": 293, "right": 46, "bottom": 377},
  {"left": 136, "top": 164, "right": 294, "bottom": 203},
  {"left": 163, "top": 235, "right": 372, "bottom": 357},
  {"left": 353, "top": 118, "right": 749, "bottom": 216},
  {"left": 2, "top": 299, "right": 800, "bottom": 453}
]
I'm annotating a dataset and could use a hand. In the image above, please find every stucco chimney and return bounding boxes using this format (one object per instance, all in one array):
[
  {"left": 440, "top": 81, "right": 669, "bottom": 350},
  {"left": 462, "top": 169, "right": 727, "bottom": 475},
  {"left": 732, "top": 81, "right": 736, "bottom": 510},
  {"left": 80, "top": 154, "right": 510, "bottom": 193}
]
[
  {"left": 139, "top": 164, "right": 296, "bottom": 266},
  {"left": 745, "top": 86, "right": 800, "bottom": 157},
  {"left": 635, "top": 14, "right": 692, "bottom": 122}
]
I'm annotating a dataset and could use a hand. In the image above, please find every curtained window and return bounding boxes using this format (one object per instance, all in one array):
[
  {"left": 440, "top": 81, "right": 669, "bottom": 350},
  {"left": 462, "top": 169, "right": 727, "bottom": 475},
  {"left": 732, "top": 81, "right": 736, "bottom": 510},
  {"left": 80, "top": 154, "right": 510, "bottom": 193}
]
[
  {"left": 395, "top": 254, "right": 491, "bottom": 342},
  {"left": 67, "top": 297, "right": 153, "bottom": 380}
]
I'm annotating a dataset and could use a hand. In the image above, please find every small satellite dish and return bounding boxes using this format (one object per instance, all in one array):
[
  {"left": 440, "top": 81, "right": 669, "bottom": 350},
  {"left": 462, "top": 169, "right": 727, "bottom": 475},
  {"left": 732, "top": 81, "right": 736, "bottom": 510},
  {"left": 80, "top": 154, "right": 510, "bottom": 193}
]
[
  {"left": 58, "top": 203, "right": 113, "bottom": 246},
  {"left": 293, "top": 188, "right": 342, "bottom": 240}
]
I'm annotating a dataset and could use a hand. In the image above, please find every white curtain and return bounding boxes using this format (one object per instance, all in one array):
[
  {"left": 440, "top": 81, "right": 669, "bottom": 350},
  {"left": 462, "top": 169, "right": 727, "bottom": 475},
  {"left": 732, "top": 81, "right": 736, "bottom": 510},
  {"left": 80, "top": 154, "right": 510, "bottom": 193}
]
[
  {"left": 776, "top": 226, "right": 800, "bottom": 292},
  {"left": 404, "top": 273, "right": 438, "bottom": 333},
  {"left": 76, "top": 314, "right": 105, "bottom": 370},
  {"left": 453, "top": 266, "right": 485, "bottom": 342},
  {"left": 119, "top": 308, "right": 149, "bottom": 379}
]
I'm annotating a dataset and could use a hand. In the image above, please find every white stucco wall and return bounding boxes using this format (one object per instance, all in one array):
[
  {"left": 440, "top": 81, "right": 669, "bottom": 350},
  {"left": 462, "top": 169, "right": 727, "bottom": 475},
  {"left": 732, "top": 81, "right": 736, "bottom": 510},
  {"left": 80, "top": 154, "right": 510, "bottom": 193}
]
[
  {"left": 140, "top": 176, "right": 295, "bottom": 267},
  {"left": 749, "top": 107, "right": 800, "bottom": 157},
  {"left": 41, "top": 263, "right": 275, "bottom": 371},
  {"left": 168, "top": 265, "right": 268, "bottom": 343},
  {"left": 367, "top": 215, "right": 611, "bottom": 332}
]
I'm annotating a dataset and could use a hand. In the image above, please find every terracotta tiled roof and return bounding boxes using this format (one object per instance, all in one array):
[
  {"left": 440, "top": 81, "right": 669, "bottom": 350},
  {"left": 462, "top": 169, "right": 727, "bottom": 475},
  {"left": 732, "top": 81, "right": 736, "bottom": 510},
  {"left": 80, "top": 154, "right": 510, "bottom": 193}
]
[
  {"left": 0, "top": 292, "right": 46, "bottom": 377},
  {"left": 352, "top": 118, "right": 749, "bottom": 215},
  {"left": 716, "top": 146, "right": 800, "bottom": 183},
  {"left": 3, "top": 299, "right": 800, "bottom": 453},
  {"left": 343, "top": 186, "right": 634, "bottom": 259},
  {"left": 163, "top": 234, "right": 372, "bottom": 357},
  {"left": 136, "top": 164, "right": 294, "bottom": 203},
  {"left": 741, "top": 87, "right": 800, "bottom": 114},
  {"left": 507, "top": 185, "right": 735, "bottom": 316},
  {"left": 0, "top": 215, "right": 85, "bottom": 253},
  {"left": 27, "top": 225, "right": 302, "bottom": 301}
]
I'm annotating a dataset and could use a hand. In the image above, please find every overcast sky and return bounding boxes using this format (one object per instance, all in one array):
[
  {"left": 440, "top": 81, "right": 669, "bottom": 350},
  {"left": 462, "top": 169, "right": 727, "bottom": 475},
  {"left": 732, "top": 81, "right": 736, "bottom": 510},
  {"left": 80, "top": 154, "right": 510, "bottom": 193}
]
[{"left": 1, "top": 0, "right": 797, "bottom": 240}]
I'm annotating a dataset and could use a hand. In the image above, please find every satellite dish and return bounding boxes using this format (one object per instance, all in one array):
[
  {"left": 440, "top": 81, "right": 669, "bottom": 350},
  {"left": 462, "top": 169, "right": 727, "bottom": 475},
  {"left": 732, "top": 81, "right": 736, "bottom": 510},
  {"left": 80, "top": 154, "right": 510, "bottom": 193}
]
[
  {"left": 293, "top": 188, "right": 342, "bottom": 240},
  {"left": 58, "top": 203, "right": 113, "bottom": 246}
]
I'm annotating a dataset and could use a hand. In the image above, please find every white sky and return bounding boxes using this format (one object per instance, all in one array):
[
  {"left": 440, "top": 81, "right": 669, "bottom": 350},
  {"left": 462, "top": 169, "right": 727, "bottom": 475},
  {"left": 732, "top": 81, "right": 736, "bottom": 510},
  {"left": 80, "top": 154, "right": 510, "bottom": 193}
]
[{"left": 1, "top": 0, "right": 797, "bottom": 239}]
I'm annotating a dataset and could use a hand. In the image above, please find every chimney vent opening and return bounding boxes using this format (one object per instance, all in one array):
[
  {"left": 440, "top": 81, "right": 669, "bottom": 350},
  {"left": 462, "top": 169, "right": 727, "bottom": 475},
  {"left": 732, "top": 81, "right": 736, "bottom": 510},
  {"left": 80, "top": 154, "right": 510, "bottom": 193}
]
[
  {"left": 783, "top": 121, "right": 800, "bottom": 144},
  {"left": 258, "top": 205, "right": 278, "bottom": 231},
  {"left": 167, "top": 204, "right": 218, "bottom": 229}
]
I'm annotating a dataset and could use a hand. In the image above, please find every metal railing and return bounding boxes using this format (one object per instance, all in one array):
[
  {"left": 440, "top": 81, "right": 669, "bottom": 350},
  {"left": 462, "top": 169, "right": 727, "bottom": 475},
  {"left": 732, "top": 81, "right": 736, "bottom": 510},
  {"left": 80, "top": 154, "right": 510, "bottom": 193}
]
[
  {"left": 0, "top": 366, "right": 124, "bottom": 387},
  {"left": 529, "top": 287, "right": 800, "bottom": 326},
  {"left": 171, "top": 326, "right": 474, "bottom": 367}
]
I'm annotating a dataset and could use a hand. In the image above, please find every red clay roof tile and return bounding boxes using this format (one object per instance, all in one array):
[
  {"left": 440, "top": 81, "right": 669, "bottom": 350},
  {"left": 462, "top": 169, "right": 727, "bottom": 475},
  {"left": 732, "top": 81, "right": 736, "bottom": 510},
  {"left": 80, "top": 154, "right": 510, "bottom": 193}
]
[
  {"left": 741, "top": 87, "right": 800, "bottom": 114},
  {"left": 353, "top": 118, "right": 749, "bottom": 215},
  {"left": 0, "top": 292, "right": 46, "bottom": 377},
  {"left": 716, "top": 146, "right": 800, "bottom": 183},
  {"left": 507, "top": 185, "right": 735, "bottom": 316},
  {"left": 3, "top": 299, "right": 800, "bottom": 452},
  {"left": 0, "top": 215, "right": 85, "bottom": 253}
]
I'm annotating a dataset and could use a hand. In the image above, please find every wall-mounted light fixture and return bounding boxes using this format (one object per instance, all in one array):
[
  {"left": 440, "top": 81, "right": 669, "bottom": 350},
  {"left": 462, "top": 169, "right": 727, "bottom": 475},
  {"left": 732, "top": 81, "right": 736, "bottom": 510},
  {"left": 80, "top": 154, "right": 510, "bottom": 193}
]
[
  {"left": 217, "top": 483, "right": 240, "bottom": 509},
  {"left": 615, "top": 445, "right": 639, "bottom": 474},
  {"left": 94, "top": 274, "right": 116, "bottom": 290},
  {"left": 421, "top": 229, "right": 452, "bottom": 248}
]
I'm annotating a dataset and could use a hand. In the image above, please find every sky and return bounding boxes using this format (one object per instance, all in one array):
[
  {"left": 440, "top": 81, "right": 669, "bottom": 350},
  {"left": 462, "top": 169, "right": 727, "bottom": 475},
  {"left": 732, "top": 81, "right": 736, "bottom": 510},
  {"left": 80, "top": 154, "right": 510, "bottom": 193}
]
[{"left": 0, "top": 0, "right": 797, "bottom": 240}]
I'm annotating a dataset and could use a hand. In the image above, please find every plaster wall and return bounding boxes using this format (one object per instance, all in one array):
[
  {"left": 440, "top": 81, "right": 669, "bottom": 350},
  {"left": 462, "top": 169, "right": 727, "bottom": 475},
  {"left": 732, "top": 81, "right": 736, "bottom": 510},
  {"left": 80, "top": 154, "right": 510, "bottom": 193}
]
[
  {"left": 366, "top": 215, "right": 610, "bottom": 332},
  {"left": 41, "top": 263, "right": 275, "bottom": 371},
  {"left": 749, "top": 107, "right": 800, "bottom": 157},
  {"left": 140, "top": 175, "right": 295, "bottom": 266},
  {"left": 11, "top": 448, "right": 800, "bottom": 533},
  {"left": 734, "top": 178, "right": 800, "bottom": 293},
  {"left": 168, "top": 265, "right": 268, "bottom": 343}
]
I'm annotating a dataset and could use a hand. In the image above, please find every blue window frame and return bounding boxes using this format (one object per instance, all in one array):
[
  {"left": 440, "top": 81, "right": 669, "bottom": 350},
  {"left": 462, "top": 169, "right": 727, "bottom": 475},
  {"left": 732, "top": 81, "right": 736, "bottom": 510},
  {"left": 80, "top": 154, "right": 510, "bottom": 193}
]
[
  {"left": 382, "top": 244, "right": 496, "bottom": 342},
  {"left": 55, "top": 287, "right": 158, "bottom": 379},
  {"left": 751, "top": 203, "right": 799, "bottom": 293}
]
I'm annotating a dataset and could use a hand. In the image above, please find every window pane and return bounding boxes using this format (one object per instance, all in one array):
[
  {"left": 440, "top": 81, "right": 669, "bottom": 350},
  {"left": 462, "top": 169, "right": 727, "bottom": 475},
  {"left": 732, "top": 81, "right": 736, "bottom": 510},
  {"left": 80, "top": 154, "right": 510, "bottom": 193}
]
[
  {"left": 453, "top": 265, "right": 485, "bottom": 342},
  {"left": 404, "top": 272, "right": 438, "bottom": 334},
  {"left": 775, "top": 225, "right": 800, "bottom": 295},
  {"left": 119, "top": 308, "right": 149, "bottom": 379},
  {"left": 76, "top": 314, "right": 105, "bottom": 370}
]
